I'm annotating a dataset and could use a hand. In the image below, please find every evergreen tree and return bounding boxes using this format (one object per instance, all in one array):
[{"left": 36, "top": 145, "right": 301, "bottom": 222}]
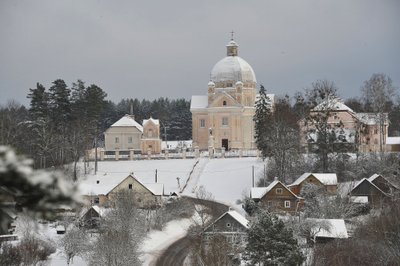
[
  {"left": 254, "top": 85, "right": 272, "bottom": 158},
  {"left": 244, "top": 211, "right": 304, "bottom": 266}
]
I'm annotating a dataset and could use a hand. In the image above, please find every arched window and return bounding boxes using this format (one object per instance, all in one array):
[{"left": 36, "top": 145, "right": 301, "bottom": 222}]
[{"left": 223, "top": 100, "right": 227, "bottom": 106}]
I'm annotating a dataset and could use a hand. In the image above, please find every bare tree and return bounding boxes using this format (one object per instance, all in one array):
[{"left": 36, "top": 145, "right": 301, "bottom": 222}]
[
  {"left": 60, "top": 226, "right": 89, "bottom": 265},
  {"left": 361, "top": 73, "right": 396, "bottom": 153}
]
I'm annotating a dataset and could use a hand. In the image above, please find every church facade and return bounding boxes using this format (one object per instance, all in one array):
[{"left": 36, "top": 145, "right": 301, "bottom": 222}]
[{"left": 190, "top": 39, "right": 259, "bottom": 151}]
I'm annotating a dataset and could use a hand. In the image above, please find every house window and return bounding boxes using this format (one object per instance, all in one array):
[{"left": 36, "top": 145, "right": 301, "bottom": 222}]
[
  {"left": 115, "top": 137, "right": 119, "bottom": 143},
  {"left": 222, "top": 117, "right": 229, "bottom": 127},
  {"left": 94, "top": 197, "right": 100, "bottom": 204},
  {"left": 223, "top": 100, "right": 227, "bottom": 106},
  {"left": 284, "top": 200, "right": 291, "bottom": 208},
  {"left": 276, "top": 188, "right": 283, "bottom": 194},
  {"left": 267, "top": 201, "right": 273, "bottom": 208},
  {"left": 128, "top": 137, "right": 133, "bottom": 143},
  {"left": 128, "top": 184, "right": 132, "bottom": 189},
  {"left": 200, "top": 119, "right": 205, "bottom": 128}
]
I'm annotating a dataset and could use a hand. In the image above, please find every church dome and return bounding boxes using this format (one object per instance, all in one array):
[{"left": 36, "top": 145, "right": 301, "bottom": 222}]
[{"left": 210, "top": 40, "right": 257, "bottom": 87}]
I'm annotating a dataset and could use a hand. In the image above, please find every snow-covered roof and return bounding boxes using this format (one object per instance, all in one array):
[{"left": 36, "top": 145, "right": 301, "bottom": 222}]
[
  {"left": 161, "top": 140, "right": 192, "bottom": 150},
  {"left": 290, "top": 173, "right": 337, "bottom": 186},
  {"left": 144, "top": 183, "right": 164, "bottom": 196},
  {"left": 251, "top": 180, "right": 299, "bottom": 200},
  {"left": 226, "top": 210, "right": 249, "bottom": 229},
  {"left": 355, "top": 113, "right": 388, "bottom": 125},
  {"left": 206, "top": 210, "right": 249, "bottom": 231},
  {"left": 309, "top": 218, "right": 348, "bottom": 239},
  {"left": 368, "top": 173, "right": 382, "bottom": 182},
  {"left": 211, "top": 56, "right": 256, "bottom": 84},
  {"left": 111, "top": 115, "right": 143, "bottom": 132},
  {"left": 79, "top": 174, "right": 161, "bottom": 196},
  {"left": 312, "top": 98, "right": 354, "bottom": 113},
  {"left": 386, "top": 137, "right": 400, "bottom": 145},
  {"left": 79, "top": 205, "right": 108, "bottom": 218},
  {"left": 190, "top": 95, "right": 208, "bottom": 109},
  {"left": 143, "top": 117, "right": 159, "bottom": 126}
]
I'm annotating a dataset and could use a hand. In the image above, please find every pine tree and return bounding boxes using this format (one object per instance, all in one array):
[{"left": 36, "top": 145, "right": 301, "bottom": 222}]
[
  {"left": 244, "top": 211, "right": 304, "bottom": 266},
  {"left": 254, "top": 85, "right": 272, "bottom": 158}
]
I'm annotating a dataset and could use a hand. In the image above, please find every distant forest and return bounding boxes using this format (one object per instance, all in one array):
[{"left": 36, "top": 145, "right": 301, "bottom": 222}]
[{"left": 0, "top": 79, "right": 191, "bottom": 172}]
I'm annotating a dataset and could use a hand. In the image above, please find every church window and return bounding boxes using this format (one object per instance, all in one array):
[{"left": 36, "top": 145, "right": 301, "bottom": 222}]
[
  {"left": 128, "top": 137, "right": 132, "bottom": 143},
  {"left": 115, "top": 137, "right": 119, "bottom": 143},
  {"left": 374, "top": 128, "right": 378, "bottom": 134},
  {"left": 148, "top": 129, "right": 153, "bottom": 138},
  {"left": 374, "top": 139, "right": 378, "bottom": 144},
  {"left": 222, "top": 117, "right": 229, "bottom": 127},
  {"left": 200, "top": 119, "right": 205, "bottom": 128},
  {"left": 223, "top": 100, "right": 227, "bottom": 106}
]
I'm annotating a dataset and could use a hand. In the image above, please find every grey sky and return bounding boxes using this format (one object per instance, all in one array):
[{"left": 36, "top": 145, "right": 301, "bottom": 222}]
[{"left": 1, "top": 0, "right": 399, "bottom": 106}]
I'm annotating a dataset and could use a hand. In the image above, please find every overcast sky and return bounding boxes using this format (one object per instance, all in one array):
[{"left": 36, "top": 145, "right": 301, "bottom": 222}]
[{"left": 1, "top": 0, "right": 399, "bottom": 106}]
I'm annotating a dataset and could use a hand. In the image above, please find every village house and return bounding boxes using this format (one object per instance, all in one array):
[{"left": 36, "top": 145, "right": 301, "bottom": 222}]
[
  {"left": 307, "top": 218, "right": 349, "bottom": 244},
  {"left": 204, "top": 210, "right": 249, "bottom": 246},
  {"left": 78, "top": 206, "right": 108, "bottom": 229},
  {"left": 299, "top": 98, "right": 389, "bottom": 153},
  {"left": 103, "top": 115, "right": 162, "bottom": 156},
  {"left": 251, "top": 180, "right": 303, "bottom": 214},
  {"left": 350, "top": 174, "right": 398, "bottom": 207},
  {"left": 288, "top": 173, "right": 338, "bottom": 196},
  {"left": 80, "top": 174, "right": 164, "bottom": 209}
]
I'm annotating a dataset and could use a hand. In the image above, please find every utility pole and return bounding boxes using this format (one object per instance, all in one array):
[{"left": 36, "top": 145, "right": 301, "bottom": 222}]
[
  {"left": 252, "top": 165, "right": 255, "bottom": 187},
  {"left": 264, "top": 164, "right": 266, "bottom": 186},
  {"left": 155, "top": 169, "right": 158, "bottom": 183},
  {"left": 94, "top": 132, "right": 98, "bottom": 175}
]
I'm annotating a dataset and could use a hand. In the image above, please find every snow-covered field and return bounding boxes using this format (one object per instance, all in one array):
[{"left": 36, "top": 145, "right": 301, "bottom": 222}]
[{"left": 79, "top": 157, "right": 265, "bottom": 206}]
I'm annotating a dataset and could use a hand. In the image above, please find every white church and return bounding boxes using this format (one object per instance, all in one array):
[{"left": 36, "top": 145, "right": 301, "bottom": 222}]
[{"left": 191, "top": 37, "right": 273, "bottom": 151}]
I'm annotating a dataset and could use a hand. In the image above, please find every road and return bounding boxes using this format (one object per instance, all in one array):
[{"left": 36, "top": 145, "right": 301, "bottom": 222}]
[
  {"left": 155, "top": 196, "right": 230, "bottom": 266},
  {"left": 155, "top": 236, "right": 192, "bottom": 266}
]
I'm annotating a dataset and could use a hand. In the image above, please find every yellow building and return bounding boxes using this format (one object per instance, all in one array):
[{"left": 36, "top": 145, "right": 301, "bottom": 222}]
[{"left": 191, "top": 39, "right": 259, "bottom": 151}]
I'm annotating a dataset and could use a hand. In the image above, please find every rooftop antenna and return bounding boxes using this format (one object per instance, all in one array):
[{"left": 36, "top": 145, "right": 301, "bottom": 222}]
[{"left": 230, "top": 30, "right": 234, "bottom": 40}]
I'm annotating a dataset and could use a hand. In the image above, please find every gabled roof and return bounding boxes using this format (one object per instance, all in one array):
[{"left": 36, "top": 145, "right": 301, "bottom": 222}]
[
  {"left": 312, "top": 98, "right": 354, "bottom": 113},
  {"left": 110, "top": 115, "right": 143, "bottom": 132},
  {"left": 350, "top": 178, "right": 389, "bottom": 196},
  {"left": 368, "top": 174, "right": 382, "bottom": 182},
  {"left": 143, "top": 117, "right": 159, "bottom": 126},
  {"left": 308, "top": 218, "right": 348, "bottom": 239},
  {"left": 79, "top": 174, "right": 161, "bottom": 197},
  {"left": 205, "top": 210, "right": 249, "bottom": 231},
  {"left": 290, "top": 173, "right": 338, "bottom": 186},
  {"left": 251, "top": 180, "right": 300, "bottom": 200},
  {"left": 79, "top": 206, "right": 108, "bottom": 219}
]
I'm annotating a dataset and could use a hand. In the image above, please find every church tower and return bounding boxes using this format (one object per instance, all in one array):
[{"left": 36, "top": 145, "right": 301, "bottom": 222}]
[{"left": 190, "top": 37, "right": 258, "bottom": 150}]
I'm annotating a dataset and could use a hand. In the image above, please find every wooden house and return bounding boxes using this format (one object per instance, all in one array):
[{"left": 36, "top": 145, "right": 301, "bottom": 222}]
[
  {"left": 204, "top": 210, "right": 249, "bottom": 245},
  {"left": 79, "top": 206, "right": 107, "bottom": 228},
  {"left": 251, "top": 180, "right": 303, "bottom": 214},
  {"left": 350, "top": 174, "right": 398, "bottom": 207},
  {"left": 308, "top": 218, "right": 348, "bottom": 244},
  {"left": 288, "top": 173, "right": 337, "bottom": 195},
  {"left": 80, "top": 174, "right": 164, "bottom": 209}
]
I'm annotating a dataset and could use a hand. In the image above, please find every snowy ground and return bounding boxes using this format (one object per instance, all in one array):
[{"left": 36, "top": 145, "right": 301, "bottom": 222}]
[{"left": 79, "top": 157, "right": 265, "bottom": 207}]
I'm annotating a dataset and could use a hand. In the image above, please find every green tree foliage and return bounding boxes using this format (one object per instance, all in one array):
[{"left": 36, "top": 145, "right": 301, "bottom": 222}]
[
  {"left": 244, "top": 210, "right": 304, "bottom": 266},
  {"left": 254, "top": 85, "right": 272, "bottom": 158}
]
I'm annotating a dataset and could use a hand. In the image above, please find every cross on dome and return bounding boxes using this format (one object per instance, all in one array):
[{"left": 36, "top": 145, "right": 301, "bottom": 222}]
[{"left": 230, "top": 30, "right": 234, "bottom": 40}]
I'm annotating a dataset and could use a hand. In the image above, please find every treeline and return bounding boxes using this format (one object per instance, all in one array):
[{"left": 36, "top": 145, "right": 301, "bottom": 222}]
[{"left": 0, "top": 79, "right": 191, "bottom": 176}]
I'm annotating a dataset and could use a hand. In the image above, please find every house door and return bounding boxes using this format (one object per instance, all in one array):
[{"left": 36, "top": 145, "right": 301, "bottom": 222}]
[{"left": 222, "top": 139, "right": 229, "bottom": 150}]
